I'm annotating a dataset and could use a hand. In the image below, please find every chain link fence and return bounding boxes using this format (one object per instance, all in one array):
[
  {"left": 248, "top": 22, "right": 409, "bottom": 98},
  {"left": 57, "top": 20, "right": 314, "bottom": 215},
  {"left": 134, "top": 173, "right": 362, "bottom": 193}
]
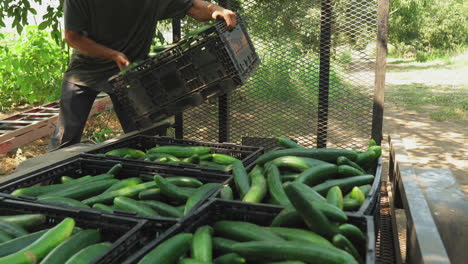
[{"left": 166, "top": 0, "right": 383, "bottom": 151}]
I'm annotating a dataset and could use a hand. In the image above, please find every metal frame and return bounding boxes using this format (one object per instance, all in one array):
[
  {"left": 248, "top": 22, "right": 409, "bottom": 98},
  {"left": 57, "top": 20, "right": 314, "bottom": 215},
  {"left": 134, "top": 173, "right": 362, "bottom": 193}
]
[{"left": 388, "top": 135, "right": 450, "bottom": 264}]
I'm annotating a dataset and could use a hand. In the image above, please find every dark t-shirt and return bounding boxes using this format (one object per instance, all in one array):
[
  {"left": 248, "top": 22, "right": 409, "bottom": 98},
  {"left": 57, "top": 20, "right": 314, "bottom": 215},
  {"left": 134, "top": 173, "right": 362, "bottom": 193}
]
[{"left": 63, "top": 0, "right": 194, "bottom": 91}]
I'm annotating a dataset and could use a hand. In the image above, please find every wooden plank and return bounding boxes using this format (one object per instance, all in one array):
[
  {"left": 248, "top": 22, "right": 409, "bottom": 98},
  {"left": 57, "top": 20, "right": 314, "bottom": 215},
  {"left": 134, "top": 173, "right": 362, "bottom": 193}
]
[
  {"left": 18, "top": 113, "right": 56, "bottom": 116},
  {"left": 0, "top": 120, "right": 39, "bottom": 124}
]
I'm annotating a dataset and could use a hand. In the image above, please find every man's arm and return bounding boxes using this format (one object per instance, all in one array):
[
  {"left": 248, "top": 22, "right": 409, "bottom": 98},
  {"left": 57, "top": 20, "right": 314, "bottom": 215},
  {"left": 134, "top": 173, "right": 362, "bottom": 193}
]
[
  {"left": 64, "top": 30, "right": 130, "bottom": 70},
  {"left": 187, "top": 0, "right": 237, "bottom": 29}
]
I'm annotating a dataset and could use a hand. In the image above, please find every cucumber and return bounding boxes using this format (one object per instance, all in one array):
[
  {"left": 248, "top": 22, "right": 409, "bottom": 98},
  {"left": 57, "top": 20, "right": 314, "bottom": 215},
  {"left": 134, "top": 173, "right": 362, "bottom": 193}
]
[
  {"left": 106, "top": 163, "right": 123, "bottom": 175},
  {"left": 92, "top": 203, "right": 115, "bottom": 212},
  {"left": 332, "top": 234, "right": 363, "bottom": 264},
  {"left": 271, "top": 201, "right": 347, "bottom": 224},
  {"left": 61, "top": 176, "right": 75, "bottom": 184},
  {"left": 39, "top": 179, "right": 119, "bottom": 200},
  {"left": 214, "top": 253, "right": 245, "bottom": 264},
  {"left": 266, "top": 227, "right": 332, "bottom": 247},
  {"left": 154, "top": 175, "right": 194, "bottom": 203},
  {"left": 114, "top": 197, "right": 159, "bottom": 217},
  {"left": 139, "top": 200, "right": 183, "bottom": 218},
  {"left": 0, "top": 214, "right": 46, "bottom": 230},
  {"left": 184, "top": 183, "right": 221, "bottom": 215},
  {"left": 220, "top": 185, "right": 234, "bottom": 200},
  {"left": 213, "top": 221, "right": 284, "bottom": 242},
  {"left": 270, "top": 207, "right": 304, "bottom": 227},
  {"left": 285, "top": 182, "right": 326, "bottom": 203},
  {"left": 105, "top": 148, "right": 145, "bottom": 159},
  {"left": 65, "top": 242, "right": 112, "bottom": 264},
  {"left": 266, "top": 262, "right": 305, "bottom": 264},
  {"left": 191, "top": 226, "right": 213, "bottom": 263},
  {"left": 284, "top": 182, "right": 338, "bottom": 239},
  {"left": 138, "top": 188, "right": 165, "bottom": 200},
  {"left": 147, "top": 146, "right": 211, "bottom": 158},
  {"left": 232, "top": 160, "right": 250, "bottom": 199},
  {"left": 213, "top": 237, "right": 238, "bottom": 254},
  {"left": 242, "top": 166, "right": 267, "bottom": 203},
  {"left": 178, "top": 259, "right": 207, "bottom": 264},
  {"left": 312, "top": 175, "right": 375, "bottom": 195},
  {"left": 336, "top": 156, "right": 365, "bottom": 174},
  {"left": 82, "top": 181, "right": 156, "bottom": 205},
  {"left": 0, "top": 230, "right": 47, "bottom": 257},
  {"left": 338, "top": 224, "right": 367, "bottom": 247},
  {"left": 0, "top": 218, "right": 75, "bottom": 263},
  {"left": 277, "top": 137, "right": 305, "bottom": 149},
  {"left": 369, "top": 146, "right": 382, "bottom": 158},
  {"left": 41, "top": 229, "right": 101, "bottom": 264},
  {"left": 104, "top": 178, "right": 142, "bottom": 193},
  {"left": 280, "top": 173, "right": 300, "bottom": 182},
  {"left": 270, "top": 156, "right": 329, "bottom": 172},
  {"left": 0, "top": 220, "right": 29, "bottom": 238},
  {"left": 295, "top": 164, "right": 338, "bottom": 185},
  {"left": 199, "top": 161, "right": 233, "bottom": 170},
  {"left": 337, "top": 165, "right": 364, "bottom": 177},
  {"left": 343, "top": 198, "right": 361, "bottom": 211},
  {"left": 199, "top": 154, "right": 213, "bottom": 161},
  {"left": 38, "top": 197, "right": 90, "bottom": 208},
  {"left": 368, "top": 139, "right": 377, "bottom": 147},
  {"left": 354, "top": 149, "right": 376, "bottom": 166},
  {"left": 267, "top": 164, "right": 291, "bottom": 206},
  {"left": 61, "top": 176, "right": 92, "bottom": 184},
  {"left": 138, "top": 233, "right": 193, "bottom": 264},
  {"left": 182, "top": 154, "right": 200, "bottom": 164},
  {"left": 358, "top": 185, "right": 372, "bottom": 196},
  {"left": 348, "top": 187, "right": 365, "bottom": 205},
  {"left": 212, "top": 154, "right": 239, "bottom": 165},
  {"left": 231, "top": 240, "right": 358, "bottom": 264},
  {"left": 256, "top": 149, "right": 358, "bottom": 165},
  {"left": 0, "top": 232, "right": 13, "bottom": 243},
  {"left": 165, "top": 177, "right": 204, "bottom": 188},
  {"left": 139, "top": 153, "right": 180, "bottom": 162},
  {"left": 326, "top": 186, "right": 344, "bottom": 210}
]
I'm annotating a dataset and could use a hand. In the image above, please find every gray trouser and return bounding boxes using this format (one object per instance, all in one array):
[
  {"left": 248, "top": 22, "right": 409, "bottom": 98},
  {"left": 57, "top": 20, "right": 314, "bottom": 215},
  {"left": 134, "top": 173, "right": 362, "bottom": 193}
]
[{"left": 48, "top": 80, "right": 137, "bottom": 151}]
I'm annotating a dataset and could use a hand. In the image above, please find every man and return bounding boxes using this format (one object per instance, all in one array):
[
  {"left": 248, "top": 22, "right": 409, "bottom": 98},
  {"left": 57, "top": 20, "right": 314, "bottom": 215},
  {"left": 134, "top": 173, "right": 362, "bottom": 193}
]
[{"left": 48, "top": 0, "right": 237, "bottom": 151}]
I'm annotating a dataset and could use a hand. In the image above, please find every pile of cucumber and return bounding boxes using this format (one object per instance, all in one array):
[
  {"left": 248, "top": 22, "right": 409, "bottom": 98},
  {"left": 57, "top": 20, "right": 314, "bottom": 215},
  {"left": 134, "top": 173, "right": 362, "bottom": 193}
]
[
  {"left": 137, "top": 193, "right": 367, "bottom": 264},
  {"left": 10, "top": 164, "right": 221, "bottom": 218},
  {"left": 220, "top": 138, "right": 382, "bottom": 212},
  {"left": 102, "top": 145, "right": 241, "bottom": 170},
  {"left": 0, "top": 214, "right": 110, "bottom": 264}
]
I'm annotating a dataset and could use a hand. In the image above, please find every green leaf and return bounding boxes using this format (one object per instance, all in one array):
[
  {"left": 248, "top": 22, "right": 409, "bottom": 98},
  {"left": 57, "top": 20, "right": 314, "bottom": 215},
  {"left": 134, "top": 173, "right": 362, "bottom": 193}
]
[{"left": 38, "top": 21, "right": 49, "bottom": 30}]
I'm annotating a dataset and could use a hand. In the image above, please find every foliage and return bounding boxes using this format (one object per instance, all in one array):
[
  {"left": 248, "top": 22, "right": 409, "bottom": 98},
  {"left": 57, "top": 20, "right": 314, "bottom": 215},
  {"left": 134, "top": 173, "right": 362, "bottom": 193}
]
[{"left": 0, "top": 26, "right": 68, "bottom": 110}]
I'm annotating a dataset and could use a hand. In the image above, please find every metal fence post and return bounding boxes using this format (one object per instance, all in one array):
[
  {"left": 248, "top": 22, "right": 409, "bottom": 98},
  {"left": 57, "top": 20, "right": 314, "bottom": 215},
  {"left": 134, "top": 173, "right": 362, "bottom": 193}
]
[
  {"left": 217, "top": 0, "right": 230, "bottom": 143},
  {"left": 172, "top": 18, "right": 184, "bottom": 139}
]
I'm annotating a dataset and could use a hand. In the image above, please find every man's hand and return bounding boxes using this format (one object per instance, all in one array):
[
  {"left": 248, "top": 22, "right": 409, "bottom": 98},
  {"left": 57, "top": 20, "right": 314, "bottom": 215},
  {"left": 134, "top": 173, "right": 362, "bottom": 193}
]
[
  {"left": 212, "top": 9, "right": 237, "bottom": 30},
  {"left": 187, "top": 0, "right": 238, "bottom": 29},
  {"left": 112, "top": 52, "right": 131, "bottom": 71}
]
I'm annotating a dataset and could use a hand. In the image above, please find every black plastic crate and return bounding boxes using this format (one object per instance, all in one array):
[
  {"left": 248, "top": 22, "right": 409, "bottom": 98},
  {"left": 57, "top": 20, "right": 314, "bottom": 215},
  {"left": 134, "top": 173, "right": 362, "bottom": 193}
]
[
  {"left": 0, "top": 197, "right": 176, "bottom": 264},
  {"left": 0, "top": 156, "right": 230, "bottom": 223},
  {"left": 84, "top": 135, "right": 264, "bottom": 174},
  {"left": 213, "top": 156, "right": 383, "bottom": 217},
  {"left": 123, "top": 199, "right": 376, "bottom": 264}
]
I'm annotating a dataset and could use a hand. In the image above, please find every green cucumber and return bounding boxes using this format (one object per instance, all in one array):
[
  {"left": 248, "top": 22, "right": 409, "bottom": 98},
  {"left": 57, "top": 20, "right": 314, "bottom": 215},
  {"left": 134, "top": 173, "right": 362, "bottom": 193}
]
[
  {"left": 220, "top": 185, "right": 234, "bottom": 200},
  {"left": 0, "top": 232, "right": 13, "bottom": 243},
  {"left": 214, "top": 253, "right": 245, "bottom": 264},
  {"left": 0, "top": 220, "right": 29, "bottom": 238},
  {"left": 165, "top": 177, "right": 203, "bottom": 188},
  {"left": 199, "top": 161, "right": 233, "bottom": 170},
  {"left": 199, "top": 154, "right": 213, "bottom": 161},
  {"left": 285, "top": 182, "right": 326, "bottom": 203},
  {"left": 267, "top": 164, "right": 291, "bottom": 206},
  {"left": 343, "top": 198, "right": 361, "bottom": 211},
  {"left": 277, "top": 137, "right": 305, "bottom": 149},
  {"left": 139, "top": 153, "right": 180, "bottom": 162},
  {"left": 213, "top": 237, "right": 237, "bottom": 254},
  {"left": 280, "top": 173, "right": 300, "bottom": 182},
  {"left": 113, "top": 197, "right": 159, "bottom": 217},
  {"left": 40, "top": 229, "right": 101, "bottom": 264},
  {"left": 138, "top": 233, "right": 193, "bottom": 264},
  {"left": 242, "top": 166, "right": 267, "bottom": 203},
  {"left": 92, "top": 203, "right": 115, "bottom": 212},
  {"left": 178, "top": 258, "right": 207, "bottom": 264},
  {"left": 312, "top": 175, "right": 375, "bottom": 195},
  {"left": 82, "top": 181, "right": 156, "bottom": 205},
  {"left": 39, "top": 179, "right": 119, "bottom": 200},
  {"left": 138, "top": 188, "right": 165, "bottom": 200},
  {"left": 0, "top": 214, "right": 46, "bottom": 230},
  {"left": 106, "top": 163, "right": 123, "bottom": 175},
  {"left": 154, "top": 175, "right": 194, "bottom": 203},
  {"left": 266, "top": 262, "right": 305, "bottom": 264},
  {"left": 369, "top": 139, "right": 377, "bottom": 147},
  {"left": 147, "top": 146, "right": 211, "bottom": 158},
  {"left": 271, "top": 202, "right": 347, "bottom": 224},
  {"left": 369, "top": 146, "right": 382, "bottom": 158},
  {"left": 266, "top": 227, "right": 332, "bottom": 247},
  {"left": 326, "top": 186, "right": 344, "bottom": 210},
  {"left": 231, "top": 240, "right": 358, "bottom": 264},
  {"left": 358, "top": 185, "right": 372, "bottom": 196},
  {"left": 60, "top": 176, "right": 75, "bottom": 184},
  {"left": 338, "top": 224, "right": 367, "bottom": 247},
  {"left": 139, "top": 200, "right": 183, "bottom": 218},
  {"left": 348, "top": 187, "right": 365, "bottom": 205},
  {"left": 38, "top": 197, "right": 90, "bottom": 208},
  {"left": 337, "top": 165, "right": 364, "bottom": 177},
  {"left": 184, "top": 183, "right": 220, "bottom": 215},
  {"left": 0, "top": 218, "right": 75, "bottom": 263},
  {"left": 256, "top": 149, "right": 358, "bottom": 165},
  {"left": 270, "top": 156, "right": 329, "bottom": 172},
  {"left": 295, "top": 164, "right": 338, "bottom": 185},
  {"left": 336, "top": 156, "right": 365, "bottom": 174},
  {"left": 212, "top": 154, "right": 240, "bottom": 165},
  {"left": 105, "top": 148, "right": 145, "bottom": 159},
  {"left": 354, "top": 149, "right": 377, "bottom": 166},
  {"left": 65, "top": 242, "right": 112, "bottom": 264},
  {"left": 191, "top": 226, "right": 213, "bottom": 263},
  {"left": 284, "top": 182, "right": 338, "bottom": 239},
  {"left": 0, "top": 230, "right": 47, "bottom": 257},
  {"left": 270, "top": 207, "right": 304, "bottom": 227},
  {"left": 232, "top": 160, "right": 250, "bottom": 199},
  {"left": 332, "top": 234, "right": 364, "bottom": 264},
  {"left": 182, "top": 154, "right": 200, "bottom": 164},
  {"left": 103, "top": 178, "right": 142, "bottom": 193},
  {"left": 213, "top": 221, "right": 284, "bottom": 242}
]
